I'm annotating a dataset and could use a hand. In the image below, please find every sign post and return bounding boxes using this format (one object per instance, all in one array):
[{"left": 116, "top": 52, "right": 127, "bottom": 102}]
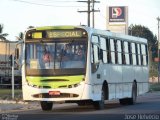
[
  {"left": 157, "top": 17, "right": 160, "bottom": 83},
  {"left": 11, "top": 54, "right": 15, "bottom": 99},
  {"left": 107, "top": 6, "right": 128, "bottom": 34}
]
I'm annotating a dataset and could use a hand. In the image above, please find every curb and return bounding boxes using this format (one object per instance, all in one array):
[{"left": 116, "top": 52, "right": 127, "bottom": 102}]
[
  {"left": 0, "top": 105, "right": 23, "bottom": 112},
  {"left": 0, "top": 100, "right": 28, "bottom": 104}
]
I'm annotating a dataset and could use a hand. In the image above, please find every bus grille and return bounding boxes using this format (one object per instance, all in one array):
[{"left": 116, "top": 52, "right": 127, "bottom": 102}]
[{"left": 32, "top": 93, "right": 79, "bottom": 98}]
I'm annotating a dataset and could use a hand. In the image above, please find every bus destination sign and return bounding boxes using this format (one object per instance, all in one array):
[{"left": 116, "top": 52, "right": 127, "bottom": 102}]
[{"left": 47, "top": 30, "right": 83, "bottom": 38}]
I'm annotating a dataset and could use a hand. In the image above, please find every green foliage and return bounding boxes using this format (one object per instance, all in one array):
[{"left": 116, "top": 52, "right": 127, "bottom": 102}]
[
  {"left": 0, "top": 24, "right": 8, "bottom": 40},
  {"left": 128, "top": 24, "right": 158, "bottom": 77},
  {"left": 0, "top": 89, "right": 22, "bottom": 100},
  {"left": 149, "top": 61, "right": 158, "bottom": 77},
  {"left": 19, "top": 32, "right": 24, "bottom": 39}
]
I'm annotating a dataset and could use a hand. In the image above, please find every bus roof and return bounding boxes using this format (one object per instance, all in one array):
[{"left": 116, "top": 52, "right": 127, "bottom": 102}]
[
  {"left": 35, "top": 26, "right": 76, "bottom": 30},
  {"left": 82, "top": 26, "right": 147, "bottom": 44}
]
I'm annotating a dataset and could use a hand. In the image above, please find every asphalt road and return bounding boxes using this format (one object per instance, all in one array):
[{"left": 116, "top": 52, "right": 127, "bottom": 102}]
[{"left": 1, "top": 92, "right": 160, "bottom": 120}]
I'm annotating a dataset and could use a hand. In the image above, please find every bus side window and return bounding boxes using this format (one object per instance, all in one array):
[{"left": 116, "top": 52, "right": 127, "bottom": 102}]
[
  {"left": 114, "top": 40, "right": 118, "bottom": 64},
  {"left": 121, "top": 41, "right": 126, "bottom": 65},
  {"left": 106, "top": 38, "right": 111, "bottom": 63},
  {"left": 139, "top": 44, "right": 143, "bottom": 65},
  {"left": 141, "top": 44, "right": 147, "bottom": 66},
  {"left": 135, "top": 43, "right": 139, "bottom": 65},
  {"left": 110, "top": 39, "right": 115, "bottom": 64},
  {"left": 117, "top": 40, "right": 122, "bottom": 64},
  {"left": 128, "top": 42, "right": 132, "bottom": 65},
  {"left": 145, "top": 45, "right": 148, "bottom": 65},
  {"left": 137, "top": 44, "right": 141, "bottom": 65},
  {"left": 124, "top": 41, "right": 130, "bottom": 65},
  {"left": 131, "top": 43, "right": 136, "bottom": 65},
  {"left": 93, "top": 44, "right": 99, "bottom": 64},
  {"left": 100, "top": 37, "right": 108, "bottom": 63},
  {"left": 91, "top": 35, "right": 99, "bottom": 72}
]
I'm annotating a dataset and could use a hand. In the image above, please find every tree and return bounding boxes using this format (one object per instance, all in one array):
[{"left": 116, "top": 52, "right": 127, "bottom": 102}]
[
  {"left": 128, "top": 24, "right": 157, "bottom": 60},
  {"left": 19, "top": 32, "right": 24, "bottom": 39},
  {"left": 0, "top": 24, "right": 8, "bottom": 41}
]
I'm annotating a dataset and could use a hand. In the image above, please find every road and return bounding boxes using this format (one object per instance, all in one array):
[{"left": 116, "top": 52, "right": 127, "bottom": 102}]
[{"left": 1, "top": 92, "right": 160, "bottom": 120}]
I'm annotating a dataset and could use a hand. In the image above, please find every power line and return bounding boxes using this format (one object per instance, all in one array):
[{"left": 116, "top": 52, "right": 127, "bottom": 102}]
[
  {"left": 39, "top": 0, "right": 77, "bottom": 2},
  {"left": 10, "top": 0, "right": 85, "bottom": 7}
]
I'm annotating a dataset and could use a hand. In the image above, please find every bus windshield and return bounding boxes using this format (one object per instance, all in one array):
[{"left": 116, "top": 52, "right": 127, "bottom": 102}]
[{"left": 26, "top": 39, "right": 87, "bottom": 75}]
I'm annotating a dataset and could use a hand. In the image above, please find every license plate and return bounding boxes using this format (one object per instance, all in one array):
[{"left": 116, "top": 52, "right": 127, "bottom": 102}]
[{"left": 49, "top": 91, "right": 60, "bottom": 96}]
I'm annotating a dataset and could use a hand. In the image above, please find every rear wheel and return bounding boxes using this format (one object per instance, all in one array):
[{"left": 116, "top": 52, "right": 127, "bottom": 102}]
[
  {"left": 93, "top": 88, "right": 105, "bottom": 110},
  {"left": 40, "top": 101, "right": 53, "bottom": 111},
  {"left": 130, "top": 82, "right": 137, "bottom": 104},
  {"left": 119, "top": 82, "right": 137, "bottom": 105}
]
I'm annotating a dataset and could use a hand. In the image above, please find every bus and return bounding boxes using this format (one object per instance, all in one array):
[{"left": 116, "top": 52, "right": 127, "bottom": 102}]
[{"left": 21, "top": 25, "right": 149, "bottom": 110}]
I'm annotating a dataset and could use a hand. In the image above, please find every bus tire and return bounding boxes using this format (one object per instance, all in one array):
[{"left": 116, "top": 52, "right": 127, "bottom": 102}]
[
  {"left": 93, "top": 88, "right": 105, "bottom": 110},
  {"left": 77, "top": 102, "right": 86, "bottom": 106},
  {"left": 119, "top": 98, "right": 132, "bottom": 105},
  {"left": 130, "top": 82, "right": 137, "bottom": 105},
  {"left": 119, "top": 82, "right": 137, "bottom": 105},
  {"left": 40, "top": 101, "right": 53, "bottom": 111}
]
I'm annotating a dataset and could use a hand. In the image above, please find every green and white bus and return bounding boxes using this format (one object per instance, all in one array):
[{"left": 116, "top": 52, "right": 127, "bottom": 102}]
[{"left": 22, "top": 26, "right": 149, "bottom": 110}]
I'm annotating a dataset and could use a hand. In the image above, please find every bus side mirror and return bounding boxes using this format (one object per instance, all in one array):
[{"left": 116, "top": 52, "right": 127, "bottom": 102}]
[
  {"left": 99, "top": 49, "right": 103, "bottom": 60},
  {"left": 15, "top": 48, "right": 19, "bottom": 59}
]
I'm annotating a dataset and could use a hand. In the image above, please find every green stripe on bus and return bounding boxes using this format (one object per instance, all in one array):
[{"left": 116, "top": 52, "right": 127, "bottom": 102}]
[
  {"left": 36, "top": 26, "right": 76, "bottom": 30},
  {"left": 26, "top": 75, "right": 84, "bottom": 89}
]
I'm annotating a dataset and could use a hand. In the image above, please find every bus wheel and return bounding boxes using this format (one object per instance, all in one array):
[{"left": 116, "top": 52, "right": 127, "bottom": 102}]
[
  {"left": 130, "top": 82, "right": 137, "bottom": 104},
  {"left": 93, "top": 88, "right": 105, "bottom": 110},
  {"left": 119, "top": 82, "right": 137, "bottom": 105},
  {"left": 77, "top": 102, "right": 86, "bottom": 106},
  {"left": 40, "top": 101, "right": 53, "bottom": 111}
]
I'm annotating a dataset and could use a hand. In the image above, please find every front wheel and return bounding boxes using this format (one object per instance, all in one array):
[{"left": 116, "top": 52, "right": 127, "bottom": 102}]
[{"left": 40, "top": 101, "right": 53, "bottom": 111}]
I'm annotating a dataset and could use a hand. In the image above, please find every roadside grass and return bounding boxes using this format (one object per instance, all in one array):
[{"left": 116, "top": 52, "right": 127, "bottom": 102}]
[
  {"left": 149, "top": 83, "right": 160, "bottom": 91},
  {"left": 0, "top": 89, "right": 22, "bottom": 100}
]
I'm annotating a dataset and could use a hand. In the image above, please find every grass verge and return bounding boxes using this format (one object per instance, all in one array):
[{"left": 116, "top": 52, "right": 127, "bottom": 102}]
[
  {"left": 149, "top": 83, "right": 160, "bottom": 91},
  {"left": 0, "top": 89, "right": 22, "bottom": 100}
]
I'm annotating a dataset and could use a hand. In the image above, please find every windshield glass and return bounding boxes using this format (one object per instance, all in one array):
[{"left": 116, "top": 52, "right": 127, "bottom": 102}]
[{"left": 26, "top": 40, "right": 87, "bottom": 70}]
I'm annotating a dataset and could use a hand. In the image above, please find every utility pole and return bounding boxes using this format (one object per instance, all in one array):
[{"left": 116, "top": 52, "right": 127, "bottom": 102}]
[
  {"left": 78, "top": 0, "right": 100, "bottom": 27},
  {"left": 92, "top": 0, "right": 100, "bottom": 28},
  {"left": 157, "top": 17, "right": 160, "bottom": 83},
  {"left": 92, "top": 0, "right": 94, "bottom": 28},
  {"left": 11, "top": 54, "right": 15, "bottom": 99}
]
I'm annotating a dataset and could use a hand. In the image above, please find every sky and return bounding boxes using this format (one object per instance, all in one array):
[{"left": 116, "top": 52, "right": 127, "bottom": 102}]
[{"left": 0, "top": 0, "right": 160, "bottom": 41}]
